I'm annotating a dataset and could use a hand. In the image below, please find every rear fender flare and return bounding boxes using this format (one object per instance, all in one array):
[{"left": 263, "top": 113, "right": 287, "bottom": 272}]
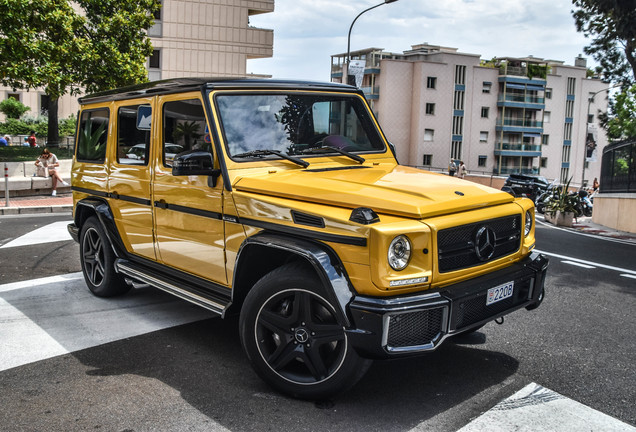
[{"left": 74, "top": 198, "right": 127, "bottom": 258}]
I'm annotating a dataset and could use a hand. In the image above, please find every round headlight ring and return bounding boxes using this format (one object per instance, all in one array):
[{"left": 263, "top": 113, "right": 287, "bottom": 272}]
[
  {"left": 524, "top": 211, "right": 533, "bottom": 236},
  {"left": 388, "top": 235, "right": 412, "bottom": 271}
]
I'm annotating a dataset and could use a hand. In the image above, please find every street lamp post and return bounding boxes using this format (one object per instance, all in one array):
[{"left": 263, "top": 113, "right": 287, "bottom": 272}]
[
  {"left": 581, "top": 83, "right": 622, "bottom": 188},
  {"left": 346, "top": 0, "right": 399, "bottom": 79}
]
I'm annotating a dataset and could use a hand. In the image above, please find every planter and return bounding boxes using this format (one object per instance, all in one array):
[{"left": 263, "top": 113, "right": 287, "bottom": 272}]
[{"left": 545, "top": 211, "right": 574, "bottom": 227}]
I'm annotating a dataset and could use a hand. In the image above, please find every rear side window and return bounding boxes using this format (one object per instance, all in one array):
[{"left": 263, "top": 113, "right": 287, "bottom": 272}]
[
  {"left": 162, "top": 99, "right": 209, "bottom": 167},
  {"left": 117, "top": 104, "right": 151, "bottom": 166},
  {"left": 77, "top": 109, "right": 109, "bottom": 162}
]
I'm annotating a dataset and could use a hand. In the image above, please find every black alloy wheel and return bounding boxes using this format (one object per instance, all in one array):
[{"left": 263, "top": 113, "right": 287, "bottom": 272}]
[{"left": 240, "top": 262, "right": 371, "bottom": 399}]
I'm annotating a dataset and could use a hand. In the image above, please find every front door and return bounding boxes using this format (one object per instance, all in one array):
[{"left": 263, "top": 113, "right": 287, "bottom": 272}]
[{"left": 152, "top": 94, "right": 227, "bottom": 285}]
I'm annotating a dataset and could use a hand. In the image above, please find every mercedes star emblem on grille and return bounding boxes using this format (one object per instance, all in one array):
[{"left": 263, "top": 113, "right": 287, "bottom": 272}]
[{"left": 474, "top": 226, "right": 496, "bottom": 261}]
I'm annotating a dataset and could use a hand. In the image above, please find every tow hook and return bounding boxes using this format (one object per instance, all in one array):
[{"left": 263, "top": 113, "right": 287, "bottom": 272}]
[{"left": 495, "top": 316, "right": 505, "bottom": 325}]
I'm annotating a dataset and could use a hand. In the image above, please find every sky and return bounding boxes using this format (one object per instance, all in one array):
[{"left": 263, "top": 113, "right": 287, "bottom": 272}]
[{"left": 246, "top": 0, "right": 593, "bottom": 81}]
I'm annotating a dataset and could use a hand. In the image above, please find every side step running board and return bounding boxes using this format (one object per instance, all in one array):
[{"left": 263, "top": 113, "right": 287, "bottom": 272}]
[{"left": 115, "top": 259, "right": 229, "bottom": 317}]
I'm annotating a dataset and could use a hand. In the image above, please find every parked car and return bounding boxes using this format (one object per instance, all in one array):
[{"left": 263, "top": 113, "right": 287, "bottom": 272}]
[
  {"left": 502, "top": 173, "right": 550, "bottom": 202},
  {"left": 68, "top": 78, "right": 548, "bottom": 400}
]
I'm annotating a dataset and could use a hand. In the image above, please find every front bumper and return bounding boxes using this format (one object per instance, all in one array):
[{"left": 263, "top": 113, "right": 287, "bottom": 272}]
[{"left": 346, "top": 252, "right": 548, "bottom": 358}]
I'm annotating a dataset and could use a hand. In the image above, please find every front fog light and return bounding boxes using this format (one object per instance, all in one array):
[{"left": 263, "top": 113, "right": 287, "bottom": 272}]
[
  {"left": 525, "top": 211, "right": 533, "bottom": 236},
  {"left": 388, "top": 235, "right": 411, "bottom": 271}
]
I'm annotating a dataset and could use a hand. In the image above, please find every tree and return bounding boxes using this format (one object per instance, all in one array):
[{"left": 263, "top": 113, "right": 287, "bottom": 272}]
[
  {"left": 572, "top": 0, "right": 636, "bottom": 84},
  {"left": 0, "top": 0, "right": 161, "bottom": 146},
  {"left": 605, "top": 84, "right": 636, "bottom": 139},
  {"left": 0, "top": 98, "right": 31, "bottom": 119}
]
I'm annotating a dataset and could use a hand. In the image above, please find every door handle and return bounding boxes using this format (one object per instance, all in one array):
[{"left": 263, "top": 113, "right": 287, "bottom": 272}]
[{"left": 154, "top": 199, "right": 168, "bottom": 209}]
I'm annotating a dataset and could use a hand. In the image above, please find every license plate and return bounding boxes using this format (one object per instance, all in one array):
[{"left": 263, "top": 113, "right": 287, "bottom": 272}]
[{"left": 486, "top": 281, "right": 514, "bottom": 306}]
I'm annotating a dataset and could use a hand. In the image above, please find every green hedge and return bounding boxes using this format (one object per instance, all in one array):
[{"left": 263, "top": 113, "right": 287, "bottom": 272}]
[
  {"left": 0, "top": 146, "right": 74, "bottom": 162},
  {"left": 0, "top": 116, "right": 77, "bottom": 138}
]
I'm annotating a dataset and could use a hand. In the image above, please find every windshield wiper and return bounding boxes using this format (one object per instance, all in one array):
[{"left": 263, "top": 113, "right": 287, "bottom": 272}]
[
  {"left": 232, "top": 149, "right": 309, "bottom": 168},
  {"left": 300, "top": 146, "right": 365, "bottom": 164}
]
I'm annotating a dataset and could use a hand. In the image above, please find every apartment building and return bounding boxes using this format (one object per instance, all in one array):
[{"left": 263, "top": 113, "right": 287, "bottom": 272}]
[
  {"left": 1, "top": 0, "right": 274, "bottom": 122},
  {"left": 331, "top": 44, "right": 609, "bottom": 187}
]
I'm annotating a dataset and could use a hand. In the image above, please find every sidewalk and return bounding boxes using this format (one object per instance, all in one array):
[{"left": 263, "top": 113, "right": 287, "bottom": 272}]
[{"left": 0, "top": 193, "right": 73, "bottom": 215}]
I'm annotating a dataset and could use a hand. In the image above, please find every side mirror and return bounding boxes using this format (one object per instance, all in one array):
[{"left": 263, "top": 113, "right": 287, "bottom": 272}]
[
  {"left": 387, "top": 141, "right": 398, "bottom": 163},
  {"left": 172, "top": 151, "right": 221, "bottom": 185}
]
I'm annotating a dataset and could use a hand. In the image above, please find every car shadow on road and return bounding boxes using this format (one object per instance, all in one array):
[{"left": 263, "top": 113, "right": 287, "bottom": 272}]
[{"left": 69, "top": 317, "right": 519, "bottom": 432}]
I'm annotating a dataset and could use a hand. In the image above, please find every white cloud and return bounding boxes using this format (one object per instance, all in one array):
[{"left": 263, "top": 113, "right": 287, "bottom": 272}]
[{"left": 247, "top": 0, "right": 593, "bottom": 80}]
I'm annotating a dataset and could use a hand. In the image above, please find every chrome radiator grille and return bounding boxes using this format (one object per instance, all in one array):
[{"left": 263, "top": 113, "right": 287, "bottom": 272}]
[{"left": 437, "top": 215, "right": 521, "bottom": 273}]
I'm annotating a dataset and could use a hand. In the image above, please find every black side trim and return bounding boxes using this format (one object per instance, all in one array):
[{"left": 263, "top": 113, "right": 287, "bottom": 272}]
[
  {"left": 240, "top": 217, "right": 367, "bottom": 246},
  {"left": 154, "top": 201, "right": 222, "bottom": 220},
  {"left": 72, "top": 186, "right": 151, "bottom": 206}
]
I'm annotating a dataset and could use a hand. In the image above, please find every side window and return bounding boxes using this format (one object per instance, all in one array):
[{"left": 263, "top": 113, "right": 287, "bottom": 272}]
[
  {"left": 77, "top": 109, "right": 109, "bottom": 162},
  {"left": 117, "top": 104, "right": 151, "bottom": 165},
  {"left": 162, "top": 99, "right": 209, "bottom": 167}
]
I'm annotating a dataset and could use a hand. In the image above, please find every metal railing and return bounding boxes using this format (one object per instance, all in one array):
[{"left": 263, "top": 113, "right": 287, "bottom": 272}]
[
  {"left": 497, "top": 118, "right": 543, "bottom": 128},
  {"left": 498, "top": 94, "right": 545, "bottom": 104},
  {"left": 495, "top": 166, "right": 540, "bottom": 175},
  {"left": 496, "top": 143, "right": 542, "bottom": 152}
]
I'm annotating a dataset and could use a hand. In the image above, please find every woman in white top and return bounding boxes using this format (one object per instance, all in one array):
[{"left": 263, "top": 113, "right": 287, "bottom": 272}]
[{"left": 35, "top": 148, "right": 69, "bottom": 196}]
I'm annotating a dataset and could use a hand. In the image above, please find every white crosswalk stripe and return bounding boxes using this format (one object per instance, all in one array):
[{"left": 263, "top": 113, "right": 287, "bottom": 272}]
[
  {"left": 0, "top": 220, "right": 73, "bottom": 249},
  {"left": 457, "top": 382, "right": 636, "bottom": 432}
]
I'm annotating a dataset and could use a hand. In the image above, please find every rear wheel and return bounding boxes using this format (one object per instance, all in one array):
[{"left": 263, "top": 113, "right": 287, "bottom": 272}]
[
  {"left": 239, "top": 262, "right": 371, "bottom": 399},
  {"left": 79, "top": 216, "right": 130, "bottom": 297}
]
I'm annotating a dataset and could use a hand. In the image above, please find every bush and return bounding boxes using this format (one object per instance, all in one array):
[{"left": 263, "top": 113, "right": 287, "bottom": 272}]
[
  {"left": 0, "top": 115, "right": 76, "bottom": 138},
  {"left": 0, "top": 98, "right": 31, "bottom": 119}
]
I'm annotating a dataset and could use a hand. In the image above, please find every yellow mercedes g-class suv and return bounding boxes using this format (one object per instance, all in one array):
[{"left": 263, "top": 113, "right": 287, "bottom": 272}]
[{"left": 68, "top": 78, "right": 548, "bottom": 399}]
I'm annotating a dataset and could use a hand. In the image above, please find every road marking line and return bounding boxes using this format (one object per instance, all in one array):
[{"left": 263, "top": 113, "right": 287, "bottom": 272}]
[
  {"left": 0, "top": 220, "right": 73, "bottom": 249},
  {"left": 620, "top": 274, "right": 636, "bottom": 280},
  {"left": 561, "top": 260, "right": 596, "bottom": 269},
  {"left": 457, "top": 382, "right": 636, "bottom": 432},
  {"left": 0, "top": 272, "right": 83, "bottom": 293},
  {"left": 535, "top": 249, "right": 636, "bottom": 276},
  {"left": 536, "top": 217, "right": 636, "bottom": 245}
]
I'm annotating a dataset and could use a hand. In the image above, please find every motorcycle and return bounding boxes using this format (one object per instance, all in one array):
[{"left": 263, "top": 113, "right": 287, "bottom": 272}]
[{"left": 534, "top": 180, "right": 559, "bottom": 214}]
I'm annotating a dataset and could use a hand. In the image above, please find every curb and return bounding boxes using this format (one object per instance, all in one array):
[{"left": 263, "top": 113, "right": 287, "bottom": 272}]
[{"left": 0, "top": 205, "right": 72, "bottom": 216}]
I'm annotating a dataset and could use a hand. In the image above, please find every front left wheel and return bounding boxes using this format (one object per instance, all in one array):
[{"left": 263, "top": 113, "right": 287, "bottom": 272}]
[{"left": 239, "top": 262, "right": 371, "bottom": 400}]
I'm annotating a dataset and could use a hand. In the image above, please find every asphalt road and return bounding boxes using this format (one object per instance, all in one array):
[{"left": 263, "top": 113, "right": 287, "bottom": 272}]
[{"left": 0, "top": 212, "right": 634, "bottom": 431}]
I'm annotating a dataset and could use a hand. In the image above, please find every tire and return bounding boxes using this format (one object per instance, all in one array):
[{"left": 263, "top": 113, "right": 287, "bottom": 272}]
[
  {"left": 79, "top": 216, "right": 130, "bottom": 297},
  {"left": 239, "top": 262, "right": 371, "bottom": 400}
]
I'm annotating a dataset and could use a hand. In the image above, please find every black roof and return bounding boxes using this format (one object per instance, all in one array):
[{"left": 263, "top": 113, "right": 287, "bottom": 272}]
[{"left": 78, "top": 77, "right": 358, "bottom": 104}]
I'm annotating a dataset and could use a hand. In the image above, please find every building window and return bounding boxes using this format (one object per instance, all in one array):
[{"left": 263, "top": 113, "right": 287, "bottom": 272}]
[
  {"left": 454, "top": 65, "right": 466, "bottom": 85},
  {"left": 422, "top": 154, "right": 432, "bottom": 166},
  {"left": 481, "top": 107, "right": 489, "bottom": 118},
  {"left": 451, "top": 141, "right": 462, "bottom": 160},
  {"left": 39, "top": 94, "right": 50, "bottom": 115},
  {"left": 543, "top": 111, "right": 551, "bottom": 123},
  {"left": 480, "top": 131, "right": 488, "bottom": 142},
  {"left": 562, "top": 145, "right": 571, "bottom": 163},
  {"left": 149, "top": 49, "right": 161, "bottom": 69},
  {"left": 541, "top": 157, "right": 548, "bottom": 168},
  {"left": 567, "top": 77, "right": 576, "bottom": 95},
  {"left": 426, "top": 77, "right": 437, "bottom": 89},
  {"left": 560, "top": 167, "right": 570, "bottom": 184},
  {"left": 452, "top": 116, "right": 463, "bottom": 135},
  {"left": 478, "top": 155, "right": 487, "bottom": 167},
  {"left": 482, "top": 82, "right": 492, "bottom": 93},
  {"left": 545, "top": 88, "right": 552, "bottom": 99},
  {"left": 8, "top": 93, "right": 20, "bottom": 101},
  {"left": 424, "top": 129, "right": 434, "bottom": 141},
  {"left": 453, "top": 91, "right": 465, "bottom": 110},
  {"left": 565, "top": 100, "right": 575, "bottom": 118},
  {"left": 588, "top": 114, "right": 594, "bottom": 123},
  {"left": 542, "top": 135, "right": 549, "bottom": 146},
  {"left": 425, "top": 103, "right": 435, "bottom": 115}
]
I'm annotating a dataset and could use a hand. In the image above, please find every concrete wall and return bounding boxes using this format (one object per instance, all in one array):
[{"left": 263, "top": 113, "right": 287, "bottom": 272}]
[{"left": 592, "top": 194, "right": 636, "bottom": 234}]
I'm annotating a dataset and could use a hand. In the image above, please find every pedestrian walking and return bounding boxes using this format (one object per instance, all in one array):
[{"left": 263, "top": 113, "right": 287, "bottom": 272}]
[
  {"left": 448, "top": 159, "right": 457, "bottom": 176},
  {"left": 457, "top": 161, "right": 467, "bottom": 179}
]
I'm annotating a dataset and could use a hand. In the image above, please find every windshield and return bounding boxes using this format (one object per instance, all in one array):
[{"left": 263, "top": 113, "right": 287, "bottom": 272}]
[{"left": 215, "top": 93, "right": 385, "bottom": 160}]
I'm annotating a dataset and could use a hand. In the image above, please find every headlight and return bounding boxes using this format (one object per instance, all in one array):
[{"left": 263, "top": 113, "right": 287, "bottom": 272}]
[
  {"left": 388, "top": 235, "right": 411, "bottom": 271},
  {"left": 524, "top": 211, "right": 533, "bottom": 236}
]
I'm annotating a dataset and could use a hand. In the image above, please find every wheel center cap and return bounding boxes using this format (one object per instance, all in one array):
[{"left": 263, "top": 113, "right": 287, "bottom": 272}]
[{"left": 294, "top": 327, "right": 310, "bottom": 343}]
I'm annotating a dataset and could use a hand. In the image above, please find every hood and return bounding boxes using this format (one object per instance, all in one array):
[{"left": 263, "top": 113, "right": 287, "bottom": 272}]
[{"left": 233, "top": 164, "right": 515, "bottom": 219}]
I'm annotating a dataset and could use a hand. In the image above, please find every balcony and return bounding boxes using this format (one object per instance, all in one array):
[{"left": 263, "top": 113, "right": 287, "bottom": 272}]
[
  {"left": 361, "top": 86, "right": 380, "bottom": 100},
  {"left": 497, "top": 118, "right": 543, "bottom": 128},
  {"left": 496, "top": 143, "right": 542, "bottom": 152},
  {"left": 495, "top": 166, "right": 540, "bottom": 175},
  {"left": 498, "top": 94, "right": 545, "bottom": 104}
]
